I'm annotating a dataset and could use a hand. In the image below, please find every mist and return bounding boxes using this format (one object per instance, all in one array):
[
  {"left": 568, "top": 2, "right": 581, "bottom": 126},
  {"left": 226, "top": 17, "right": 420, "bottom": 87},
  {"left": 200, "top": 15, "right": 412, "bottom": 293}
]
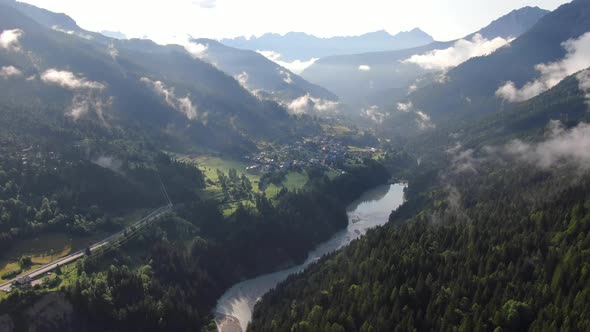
[
  {"left": 496, "top": 31, "right": 590, "bottom": 102},
  {"left": 140, "top": 77, "right": 200, "bottom": 120},
  {"left": 403, "top": 33, "right": 512, "bottom": 70}
]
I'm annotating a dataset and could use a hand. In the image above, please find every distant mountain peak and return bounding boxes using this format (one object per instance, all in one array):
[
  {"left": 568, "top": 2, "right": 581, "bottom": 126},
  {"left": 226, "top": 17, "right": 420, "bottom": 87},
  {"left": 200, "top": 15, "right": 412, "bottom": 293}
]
[
  {"left": 221, "top": 28, "right": 434, "bottom": 61},
  {"left": 475, "top": 5, "right": 549, "bottom": 39}
]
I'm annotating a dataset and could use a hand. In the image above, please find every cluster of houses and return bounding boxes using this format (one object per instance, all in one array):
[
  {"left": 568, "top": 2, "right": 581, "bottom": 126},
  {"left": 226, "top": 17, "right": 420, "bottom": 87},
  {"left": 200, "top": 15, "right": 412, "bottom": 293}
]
[
  {"left": 17, "top": 145, "right": 61, "bottom": 168},
  {"left": 244, "top": 136, "right": 379, "bottom": 176}
]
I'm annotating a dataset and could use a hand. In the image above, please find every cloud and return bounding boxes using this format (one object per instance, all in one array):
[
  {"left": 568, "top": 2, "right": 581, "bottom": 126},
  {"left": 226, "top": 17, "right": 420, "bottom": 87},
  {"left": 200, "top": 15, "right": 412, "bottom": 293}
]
[
  {"left": 0, "top": 66, "right": 23, "bottom": 79},
  {"left": 396, "top": 101, "right": 435, "bottom": 130},
  {"left": 286, "top": 94, "right": 339, "bottom": 115},
  {"left": 397, "top": 101, "right": 413, "bottom": 112},
  {"left": 257, "top": 50, "right": 317, "bottom": 74},
  {"left": 140, "top": 77, "right": 199, "bottom": 120},
  {"left": 69, "top": 93, "right": 112, "bottom": 123},
  {"left": 41, "top": 69, "right": 105, "bottom": 90},
  {"left": 40, "top": 69, "right": 110, "bottom": 121},
  {"left": 496, "top": 32, "right": 590, "bottom": 102},
  {"left": 416, "top": 111, "right": 435, "bottom": 130},
  {"left": 447, "top": 144, "right": 481, "bottom": 174},
  {"left": 92, "top": 156, "right": 124, "bottom": 175},
  {"left": 358, "top": 65, "right": 371, "bottom": 71},
  {"left": 194, "top": 0, "right": 216, "bottom": 9},
  {"left": 403, "top": 33, "right": 512, "bottom": 70},
  {"left": 361, "top": 105, "right": 388, "bottom": 124},
  {"left": 108, "top": 43, "right": 119, "bottom": 59},
  {"left": 504, "top": 121, "right": 590, "bottom": 170},
  {"left": 0, "top": 29, "right": 24, "bottom": 52},
  {"left": 51, "top": 26, "right": 93, "bottom": 40},
  {"left": 235, "top": 71, "right": 250, "bottom": 89},
  {"left": 185, "top": 41, "right": 208, "bottom": 59},
  {"left": 576, "top": 69, "right": 590, "bottom": 106},
  {"left": 279, "top": 69, "right": 293, "bottom": 84}
]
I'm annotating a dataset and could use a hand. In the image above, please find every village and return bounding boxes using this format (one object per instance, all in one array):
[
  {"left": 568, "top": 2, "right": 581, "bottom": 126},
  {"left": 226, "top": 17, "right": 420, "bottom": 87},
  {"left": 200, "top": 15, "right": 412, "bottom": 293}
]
[{"left": 244, "top": 135, "right": 379, "bottom": 176}]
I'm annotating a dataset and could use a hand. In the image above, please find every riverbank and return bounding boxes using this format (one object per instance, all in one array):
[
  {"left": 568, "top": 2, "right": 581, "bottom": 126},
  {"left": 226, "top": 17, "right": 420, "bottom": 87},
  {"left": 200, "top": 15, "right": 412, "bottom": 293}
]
[{"left": 215, "top": 183, "right": 407, "bottom": 332}]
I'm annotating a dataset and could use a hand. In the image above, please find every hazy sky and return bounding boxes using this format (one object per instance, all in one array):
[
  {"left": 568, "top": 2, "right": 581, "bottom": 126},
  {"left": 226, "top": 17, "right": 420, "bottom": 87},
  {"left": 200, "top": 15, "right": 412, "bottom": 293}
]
[{"left": 21, "top": 0, "right": 571, "bottom": 44}]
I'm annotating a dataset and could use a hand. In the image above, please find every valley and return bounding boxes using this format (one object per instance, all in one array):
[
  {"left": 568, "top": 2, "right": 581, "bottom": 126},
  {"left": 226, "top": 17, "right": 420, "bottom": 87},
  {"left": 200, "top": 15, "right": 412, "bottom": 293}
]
[{"left": 1, "top": 0, "right": 589, "bottom": 331}]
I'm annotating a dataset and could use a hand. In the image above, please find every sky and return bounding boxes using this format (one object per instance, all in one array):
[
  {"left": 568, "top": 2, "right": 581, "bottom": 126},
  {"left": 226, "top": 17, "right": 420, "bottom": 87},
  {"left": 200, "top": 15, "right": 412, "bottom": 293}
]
[{"left": 20, "top": 0, "right": 571, "bottom": 44}]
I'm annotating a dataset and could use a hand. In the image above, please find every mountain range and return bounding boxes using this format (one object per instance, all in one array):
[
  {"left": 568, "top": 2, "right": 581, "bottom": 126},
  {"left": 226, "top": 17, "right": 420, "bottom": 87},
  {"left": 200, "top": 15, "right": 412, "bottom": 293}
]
[
  {"left": 402, "top": 0, "right": 590, "bottom": 132},
  {"left": 220, "top": 28, "right": 434, "bottom": 62},
  {"left": 188, "top": 38, "right": 340, "bottom": 115},
  {"left": 0, "top": 0, "right": 313, "bottom": 156},
  {"left": 300, "top": 6, "right": 550, "bottom": 112}
]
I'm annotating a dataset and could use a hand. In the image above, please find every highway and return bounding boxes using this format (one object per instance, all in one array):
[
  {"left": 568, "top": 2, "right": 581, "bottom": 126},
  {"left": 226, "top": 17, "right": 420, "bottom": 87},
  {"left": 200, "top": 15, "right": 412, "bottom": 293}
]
[{"left": 0, "top": 204, "right": 173, "bottom": 293}]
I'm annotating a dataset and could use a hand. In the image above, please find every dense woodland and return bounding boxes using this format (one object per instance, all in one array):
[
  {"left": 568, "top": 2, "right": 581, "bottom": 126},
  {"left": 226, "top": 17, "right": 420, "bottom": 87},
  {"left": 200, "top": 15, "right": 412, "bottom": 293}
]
[
  {"left": 0, "top": 160, "right": 390, "bottom": 331},
  {"left": 250, "top": 146, "right": 590, "bottom": 332}
]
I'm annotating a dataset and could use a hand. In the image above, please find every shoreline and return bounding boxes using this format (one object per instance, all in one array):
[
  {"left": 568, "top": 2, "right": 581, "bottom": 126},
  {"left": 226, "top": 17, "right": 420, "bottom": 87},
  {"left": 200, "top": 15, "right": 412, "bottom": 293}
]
[
  {"left": 214, "top": 183, "right": 407, "bottom": 332},
  {"left": 215, "top": 313, "right": 243, "bottom": 332}
]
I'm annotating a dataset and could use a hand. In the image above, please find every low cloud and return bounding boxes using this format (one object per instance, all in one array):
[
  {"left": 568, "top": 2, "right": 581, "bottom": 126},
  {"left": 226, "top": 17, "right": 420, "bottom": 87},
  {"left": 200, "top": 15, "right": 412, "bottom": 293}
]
[
  {"left": 279, "top": 69, "right": 293, "bottom": 84},
  {"left": 396, "top": 101, "right": 435, "bottom": 130},
  {"left": 0, "top": 29, "right": 24, "bottom": 52},
  {"left": 358, "top": 65, "right": 371, "bottom": 72},
  {"left": 416, "top": 111, "right": 435, "bottom": 130},
  {"left": 397, "top": 101, "right": 413, "bottom": 112},
  {"left": 140, "top": 77, "right": 200, "bottom": 120},
  {"left": 577, "top": 69, "right": 590, "bottom": 106},
  {"left": 51, "top": 26, "right": 93, "bottom": 40},
  {"left": 41, "top": 69, "right": 110, "bottom": 121},
  {"left": 496, "top": 32, "right": 590, "bottom": 102},
  {"left": 451, "top": 120, "right": 590, "bottom": 174},
  {"left": 41, "top": 69, "right": 105, "bottom": 90},
  {"left": 0, "top": 66, "right": 23, "bottom": 79},
  {"left": 257, "top": 50, "right": 317, "bottom": 74},
  {"left": 404, "top": 33, "right": 512, "bottom": 70},
  {"left": 69, "top": 93, "right": 112, "bottom": 123},
  {"left": 448, "top": 144, "right": 481, "bottom": 174},
  {"left": 361, "top": 105, "right": 388, "bottom": 124},
  {"left": 108, "top": 43, "right": 119, "bottom": 60},
  {"left": 185, "top": 41, "right": 208, "bottom": 59},
  {"left": 235, "top": 71, "right": 250, "bottom": 89},
  {"left": 286, "top": 94, "right": 339, "bottom": 115},
  {"left": 92, "top": 155, "right": 124, "bottom": 174},
  {"left": 505, "top": 121, "right": 590, "bottom": 170}
]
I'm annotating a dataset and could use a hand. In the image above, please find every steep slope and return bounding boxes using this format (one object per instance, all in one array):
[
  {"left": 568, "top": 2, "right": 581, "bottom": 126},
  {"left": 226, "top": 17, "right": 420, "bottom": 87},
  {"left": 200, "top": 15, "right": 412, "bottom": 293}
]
[
  {"left": 221, "top": 29, "right": 434, "bottom": 62},
  {"left": 250, "top": 69, "right": 590, "bottom": 332},
  {"left": 0, "top": 2, "right": 302, "bottom": 155},
  {"left": 301, "top": 6, "right": 549, "bottom": 111},
  {"left": 189, "top": 38, "right": 339, "bottom": 115},
  {"left": 407, "top": 0, "right": 590, "bottom": 125}
]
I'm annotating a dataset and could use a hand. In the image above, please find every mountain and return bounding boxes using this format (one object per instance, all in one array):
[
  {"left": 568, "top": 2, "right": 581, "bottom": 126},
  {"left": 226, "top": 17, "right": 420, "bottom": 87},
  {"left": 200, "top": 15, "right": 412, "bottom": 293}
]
[
  {"left": 301, "top": 6, "right": 549, "bottom": 112},
  {"left": 0, "top": 2, "right": 307, "bottom": 155},
  {"left": 189, "top": 38, "right": 339, "bottom": 114},
  {"left": 100, "top": 30, "right": 127, "bottom": 39},
  {"left": 404, "top": 0, "right": 590, "bottom": 128},
  {"left": 250, "top": 67, "right": 590, "bottom": 332},
  {"left": 220, "top": 28, "right": 434, "bottom": 62}
]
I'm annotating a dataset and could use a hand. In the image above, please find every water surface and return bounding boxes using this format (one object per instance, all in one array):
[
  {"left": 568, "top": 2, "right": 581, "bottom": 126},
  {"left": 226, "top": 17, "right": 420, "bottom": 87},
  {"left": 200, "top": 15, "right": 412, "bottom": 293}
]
[{"left": 215, "top": 183, "right": 406, "bottom": 331}]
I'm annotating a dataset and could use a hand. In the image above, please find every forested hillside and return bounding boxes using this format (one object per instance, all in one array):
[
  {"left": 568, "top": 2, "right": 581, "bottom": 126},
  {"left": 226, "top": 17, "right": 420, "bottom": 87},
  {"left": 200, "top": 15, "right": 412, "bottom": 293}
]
[{"left": 249, "top": 69, "right": 590, "bottom": 331}]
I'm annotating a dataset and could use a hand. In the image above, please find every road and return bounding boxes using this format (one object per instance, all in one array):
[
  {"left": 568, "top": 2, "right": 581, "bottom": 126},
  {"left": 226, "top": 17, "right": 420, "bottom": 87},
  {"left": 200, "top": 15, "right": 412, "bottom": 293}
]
[{"left": 0, "top": 204, "right": 173, "bottom": 293}]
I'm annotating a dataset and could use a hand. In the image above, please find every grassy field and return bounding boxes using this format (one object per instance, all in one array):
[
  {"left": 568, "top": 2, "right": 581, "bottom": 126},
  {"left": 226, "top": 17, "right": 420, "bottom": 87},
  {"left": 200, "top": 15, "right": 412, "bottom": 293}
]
[
  {"left": 178, "top": 154, "right": 312, "bottom": 216},
  {"left": 182, "top": 155, "right": 309, "bottom": 198},
  {"left": 321, "top": 124, "right": 353, "bottom": 136}
]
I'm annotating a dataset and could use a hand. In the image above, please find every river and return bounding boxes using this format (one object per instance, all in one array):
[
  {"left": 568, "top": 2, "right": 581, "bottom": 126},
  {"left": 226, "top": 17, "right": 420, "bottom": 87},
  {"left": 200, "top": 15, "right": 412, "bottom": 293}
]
[{"left": 214, "top": 183, "right": 407, "bottom": 332}]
